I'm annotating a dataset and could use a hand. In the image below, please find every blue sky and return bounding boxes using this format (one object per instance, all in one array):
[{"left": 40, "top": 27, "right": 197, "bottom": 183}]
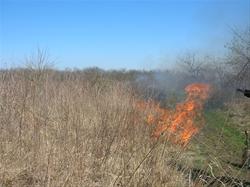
[{"left": 0, "top": 0, "right": 249, "bottom": 70}]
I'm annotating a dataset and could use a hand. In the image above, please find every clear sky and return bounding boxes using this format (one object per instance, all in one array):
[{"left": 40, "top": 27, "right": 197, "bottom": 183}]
[{"left": 0, "top": 0, "right": 249, "bottom": 70}]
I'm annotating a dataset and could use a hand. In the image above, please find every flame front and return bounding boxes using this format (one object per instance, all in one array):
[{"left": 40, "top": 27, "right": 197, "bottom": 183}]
[{"left": 136, "top": 83, "right": 211, "bottom": 146}]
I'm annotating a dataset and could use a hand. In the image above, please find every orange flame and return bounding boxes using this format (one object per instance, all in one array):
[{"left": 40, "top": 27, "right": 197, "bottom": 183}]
[{"left": 136, "top": 83, "right": 211, "bottom": 146}]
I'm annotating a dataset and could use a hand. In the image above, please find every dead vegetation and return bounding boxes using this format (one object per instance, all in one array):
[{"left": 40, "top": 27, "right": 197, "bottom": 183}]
[
  {"left": 0, "top": 67, "right": 249, "bottom": 187},
  {"left": 0, "top": 69, "right": 192, "bottom": 187}
]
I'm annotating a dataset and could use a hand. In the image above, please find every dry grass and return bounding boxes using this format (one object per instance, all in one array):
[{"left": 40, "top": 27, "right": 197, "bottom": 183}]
[{"left": 0, "top": 69, "right": 190, "bottom": 187}]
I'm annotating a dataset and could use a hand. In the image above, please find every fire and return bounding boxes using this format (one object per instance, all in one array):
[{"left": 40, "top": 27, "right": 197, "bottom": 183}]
[{"left": 136, "top": 83, "right": 211, "bottom": 146}]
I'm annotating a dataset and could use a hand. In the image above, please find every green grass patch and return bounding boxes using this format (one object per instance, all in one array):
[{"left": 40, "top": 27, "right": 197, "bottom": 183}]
[
  {"left": 189, "top": 110, "right": 246, "bottom": 169},
  {"left": 204, "top": 110, "right": 245, "bottom": 152}
]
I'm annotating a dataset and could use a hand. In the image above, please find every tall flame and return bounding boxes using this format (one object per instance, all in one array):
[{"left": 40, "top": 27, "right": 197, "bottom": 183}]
[{"left": 136, "top": 83, "right": 211, "bottom": 146}]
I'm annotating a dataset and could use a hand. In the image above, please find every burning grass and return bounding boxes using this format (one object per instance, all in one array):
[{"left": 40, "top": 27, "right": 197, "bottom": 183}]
[{"left": 136, "top": 83, "right": 211, "bottom": 146}]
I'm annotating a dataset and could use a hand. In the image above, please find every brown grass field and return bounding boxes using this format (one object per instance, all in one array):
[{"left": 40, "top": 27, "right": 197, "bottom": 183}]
[
  {"left": 0, "top": 69, "right": 190, "bottom": 186},
  {"left": 0, "top": 68, "right": 249, "bottom": 187}
]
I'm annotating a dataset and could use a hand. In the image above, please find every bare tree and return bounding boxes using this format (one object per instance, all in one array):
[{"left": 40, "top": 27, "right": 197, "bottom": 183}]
[
  {"left": 226, "top": 27, "right": 250, "bottom": 87},
  {"left": 177, "top": 52, "right": 206, "bottom": 82}
]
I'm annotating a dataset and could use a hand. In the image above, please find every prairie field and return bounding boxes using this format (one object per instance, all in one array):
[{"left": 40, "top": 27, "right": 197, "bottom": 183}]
[
  {"left": 0, "top": 69, "right": 187, "bottom": 186},
  {"left": 0, "top": 67, "right": 249, "bottom": 187}
]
